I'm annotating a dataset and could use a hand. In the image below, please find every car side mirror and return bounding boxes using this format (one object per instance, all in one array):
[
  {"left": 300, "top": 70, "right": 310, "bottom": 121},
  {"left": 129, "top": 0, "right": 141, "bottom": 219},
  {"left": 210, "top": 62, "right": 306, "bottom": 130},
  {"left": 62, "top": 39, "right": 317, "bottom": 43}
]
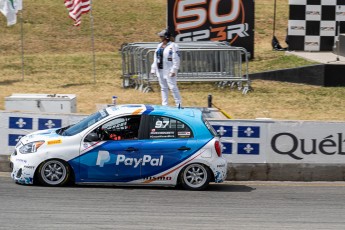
[{"left": 85, "top": 133, "right": 99, "bottom": 142}]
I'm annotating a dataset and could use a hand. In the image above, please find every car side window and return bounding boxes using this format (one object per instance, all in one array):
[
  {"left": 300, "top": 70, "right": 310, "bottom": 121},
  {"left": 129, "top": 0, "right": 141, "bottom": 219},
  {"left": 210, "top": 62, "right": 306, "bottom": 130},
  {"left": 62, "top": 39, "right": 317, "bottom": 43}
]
[
  {"left": 90, "top": 115, "right": 141, "bottom": 141},
  {"left": 149, "top": 116, "right": 193, "bottom": 139}
]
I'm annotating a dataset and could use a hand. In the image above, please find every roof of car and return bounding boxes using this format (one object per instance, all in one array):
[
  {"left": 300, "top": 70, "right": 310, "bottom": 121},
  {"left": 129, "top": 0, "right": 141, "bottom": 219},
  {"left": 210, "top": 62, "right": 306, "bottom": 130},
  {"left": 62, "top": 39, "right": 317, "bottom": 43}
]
[{"left": 105, "top": 104, "right": 199, "bottom": 118}]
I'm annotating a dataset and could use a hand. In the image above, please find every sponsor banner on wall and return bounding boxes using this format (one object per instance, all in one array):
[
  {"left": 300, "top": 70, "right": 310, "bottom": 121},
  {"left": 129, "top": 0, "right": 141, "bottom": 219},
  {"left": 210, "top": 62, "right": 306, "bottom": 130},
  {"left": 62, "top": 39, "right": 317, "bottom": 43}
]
[
  {"left": 267, "top": 121, "right": 345, "bottom": 164},
  {"left": 167, "top": 0, "right": 255, "bottom": 57},
  {"left": 210, "top": 119, "right": 345, "bottom": 164}
]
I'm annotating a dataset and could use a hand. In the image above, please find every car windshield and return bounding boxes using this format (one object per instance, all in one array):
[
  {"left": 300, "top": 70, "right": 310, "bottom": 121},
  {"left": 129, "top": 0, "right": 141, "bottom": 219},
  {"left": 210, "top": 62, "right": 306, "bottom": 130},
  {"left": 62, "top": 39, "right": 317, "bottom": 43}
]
[{"left": 60, "top": 109, "right": 109, "bottom": 136}]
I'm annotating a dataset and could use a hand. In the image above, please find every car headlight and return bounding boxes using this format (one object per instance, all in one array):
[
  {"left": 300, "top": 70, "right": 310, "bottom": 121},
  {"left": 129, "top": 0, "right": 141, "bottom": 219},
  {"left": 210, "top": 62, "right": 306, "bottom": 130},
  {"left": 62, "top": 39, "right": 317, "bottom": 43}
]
[{"left": 19, "top": 141, "right": 45, "bottom": 154}]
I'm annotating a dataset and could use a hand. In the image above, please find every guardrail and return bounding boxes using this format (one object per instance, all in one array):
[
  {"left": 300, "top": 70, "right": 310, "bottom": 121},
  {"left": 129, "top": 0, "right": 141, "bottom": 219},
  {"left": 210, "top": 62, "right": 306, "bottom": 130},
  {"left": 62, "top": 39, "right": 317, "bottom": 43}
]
[{"left": 120, "top": 42, "right": 251, "bottom": 94}]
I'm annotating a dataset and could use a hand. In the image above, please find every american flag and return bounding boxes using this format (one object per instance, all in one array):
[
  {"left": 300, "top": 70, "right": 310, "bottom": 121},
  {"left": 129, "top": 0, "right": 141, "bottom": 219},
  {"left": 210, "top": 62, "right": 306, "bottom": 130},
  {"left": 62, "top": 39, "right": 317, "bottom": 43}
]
[{"left": 64, "top": 0, "right": 91, "bottom": 26}]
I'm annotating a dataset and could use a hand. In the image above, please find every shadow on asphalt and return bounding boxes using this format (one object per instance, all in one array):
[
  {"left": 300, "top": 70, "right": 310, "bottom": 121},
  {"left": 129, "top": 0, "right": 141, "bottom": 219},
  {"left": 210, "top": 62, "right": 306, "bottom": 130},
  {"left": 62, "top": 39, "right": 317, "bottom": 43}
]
[
  {"left": 207, "top": 183, "right": 255, "bottom": 192},
  {"left": 47, "top": 183, "right": 256, "bottom": 193}
]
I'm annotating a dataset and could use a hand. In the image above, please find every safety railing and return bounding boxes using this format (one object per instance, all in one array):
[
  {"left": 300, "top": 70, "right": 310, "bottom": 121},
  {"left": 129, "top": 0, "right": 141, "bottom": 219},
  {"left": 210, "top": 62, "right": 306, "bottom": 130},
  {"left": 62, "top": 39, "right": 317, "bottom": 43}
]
[{"left": 120, "top": 42, "right": 251, "bottom": 94}]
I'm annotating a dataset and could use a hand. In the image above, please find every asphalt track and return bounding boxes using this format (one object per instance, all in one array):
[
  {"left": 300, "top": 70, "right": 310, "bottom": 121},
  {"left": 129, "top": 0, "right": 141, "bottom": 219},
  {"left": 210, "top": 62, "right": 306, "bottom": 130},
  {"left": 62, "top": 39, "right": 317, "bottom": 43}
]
[{"left": 0, "top": 172, "right": 345, "bottom": 230}]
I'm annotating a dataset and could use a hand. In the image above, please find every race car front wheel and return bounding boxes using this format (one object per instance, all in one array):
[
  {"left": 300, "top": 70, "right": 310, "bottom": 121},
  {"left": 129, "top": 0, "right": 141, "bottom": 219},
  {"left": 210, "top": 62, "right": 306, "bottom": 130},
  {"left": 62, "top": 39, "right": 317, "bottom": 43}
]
[
  {"left": 38, "top": 159, "right": 71, "bottom": 186},
  {"left": 180, "top": 163, "right": 211, "bottom": 191}
]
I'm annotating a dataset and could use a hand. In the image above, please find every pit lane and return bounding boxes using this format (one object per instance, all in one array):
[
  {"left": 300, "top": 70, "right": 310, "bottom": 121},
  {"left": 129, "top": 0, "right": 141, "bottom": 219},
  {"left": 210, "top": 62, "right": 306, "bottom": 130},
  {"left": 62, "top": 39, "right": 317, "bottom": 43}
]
[{"left": 1, "top": 173, "right": 345, "bottom": 229}]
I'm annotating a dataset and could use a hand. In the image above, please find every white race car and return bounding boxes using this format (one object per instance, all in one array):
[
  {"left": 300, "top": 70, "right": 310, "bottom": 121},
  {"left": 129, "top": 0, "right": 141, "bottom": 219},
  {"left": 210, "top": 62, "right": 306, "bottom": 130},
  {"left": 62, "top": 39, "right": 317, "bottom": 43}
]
[{"left": 10, "top": 104, "right": 227, "bottom": 190}]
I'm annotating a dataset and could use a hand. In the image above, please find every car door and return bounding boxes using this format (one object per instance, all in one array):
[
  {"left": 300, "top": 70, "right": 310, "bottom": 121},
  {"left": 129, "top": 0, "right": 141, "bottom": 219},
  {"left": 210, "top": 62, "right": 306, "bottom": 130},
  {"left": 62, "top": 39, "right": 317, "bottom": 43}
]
[
  {"left": 79, "top": 115, "right": 143, "bottom": 183},
  {"left": 140, "top": 115, "right": 200, "bottom": 182}
]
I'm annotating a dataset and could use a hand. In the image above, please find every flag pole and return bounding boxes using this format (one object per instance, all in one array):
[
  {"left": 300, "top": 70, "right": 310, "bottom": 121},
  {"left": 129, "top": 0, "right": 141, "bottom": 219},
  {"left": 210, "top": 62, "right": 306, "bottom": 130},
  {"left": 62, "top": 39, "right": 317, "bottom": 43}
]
[
  {"left": 273, "top": 0, "right": 277, "bottom": 37},
  {"left": 20, "top": 10, "right": 24, "bottom": 81},
  {"left": 89, "top": 0, "right": 96, "bottom": 83}
]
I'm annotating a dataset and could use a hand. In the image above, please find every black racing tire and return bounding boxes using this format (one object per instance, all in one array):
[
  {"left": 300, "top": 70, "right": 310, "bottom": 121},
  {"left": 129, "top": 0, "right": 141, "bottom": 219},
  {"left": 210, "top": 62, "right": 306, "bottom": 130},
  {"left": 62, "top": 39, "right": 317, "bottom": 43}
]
[
  {"left": 37, "top": 159, "right": 71, "bottom": 186},
  {"left": 180, "top": 163, "right": 211, "bottom": 191}
]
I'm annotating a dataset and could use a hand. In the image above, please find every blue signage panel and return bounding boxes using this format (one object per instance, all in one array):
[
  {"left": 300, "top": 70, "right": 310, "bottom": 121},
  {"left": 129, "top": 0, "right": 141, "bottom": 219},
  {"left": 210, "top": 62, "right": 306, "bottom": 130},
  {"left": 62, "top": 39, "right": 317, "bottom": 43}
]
[
  {"left": 212, "top": 125, "right": 233, "bottom": 137},
  {"left": 8, "top": 134, "right": 25, "bottom": 146},
  {"left": 238, "top": 143, "right": 260, "bottom": 155},
  {"left": 38, "top": 118, "right": 62, "bottom": 130},
  {"left": 222, "top": 142, "right": 233, "bottom": 155},
  {"left": 9, "top": 117, "right": 33, "bottom": 130},
  {"left": 238, "top": 126, "right": 260, "bottom": 138}
]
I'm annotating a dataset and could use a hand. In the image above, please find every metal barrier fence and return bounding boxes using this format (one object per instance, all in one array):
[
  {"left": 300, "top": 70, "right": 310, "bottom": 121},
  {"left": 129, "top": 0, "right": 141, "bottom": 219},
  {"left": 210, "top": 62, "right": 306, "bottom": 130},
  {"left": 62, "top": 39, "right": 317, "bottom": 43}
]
[{"left": 120, "top": 42, "right": 251, "bottom": 94}]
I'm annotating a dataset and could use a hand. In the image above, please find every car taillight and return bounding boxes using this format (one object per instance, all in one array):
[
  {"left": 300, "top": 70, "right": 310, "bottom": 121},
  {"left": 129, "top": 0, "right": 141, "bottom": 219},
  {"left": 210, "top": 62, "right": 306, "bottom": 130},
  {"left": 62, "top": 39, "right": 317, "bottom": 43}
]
[{"left": 215, "top": 140, "right": 222, "bottom": 157}]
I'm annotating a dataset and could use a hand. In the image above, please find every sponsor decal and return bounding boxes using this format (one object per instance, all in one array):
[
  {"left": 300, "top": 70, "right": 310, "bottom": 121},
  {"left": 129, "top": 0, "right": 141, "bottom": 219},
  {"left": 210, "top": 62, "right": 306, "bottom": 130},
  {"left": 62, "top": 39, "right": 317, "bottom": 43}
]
[
  {"left": 178, "top": 131, "right": 190, "bottom": 136},
  {"left": 47, "top": 139, "right": 62, "bottom": 145},
  {"left": 306, "top": 11, "right": 320, "bottom": 16},
  {"left": 116, "top": 155, "right": 163, "bottom": 168},
  {"left": 305, "top": 42, "right": 319, "bottom": 46},
  {"left": 271, "top": 132, "right": 345, "bottom": 160},
  {"left": 24, "top": 166, "right": 35, "bottom": 169},
  {"left": 290, "top": 26, "right": 305, "bottom": 30},
  {"left": 96, "top": 150, "right": 110, "bottom": 167},
  {"left": 320, "top": 27, "right": 335, "bottom": 31},
  {"left": 150, "top": 131, "right": 174, "bottom": 135},
  {"left": 144, "top": 176, "right": 172, "bottom": 181},
  {"left": 15, "top": 159, "right": 27, "bottom": 163},
  {"left": 95, "top": 151, "right": 164, "bottom": 168}
]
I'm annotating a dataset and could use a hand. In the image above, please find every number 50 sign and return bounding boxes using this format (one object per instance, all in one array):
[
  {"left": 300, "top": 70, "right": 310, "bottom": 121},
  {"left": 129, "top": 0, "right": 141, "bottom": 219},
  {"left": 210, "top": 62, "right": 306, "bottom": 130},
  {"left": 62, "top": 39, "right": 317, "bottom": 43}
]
[{"left": 167, "top": 0, "right": 255, "bottom": 57}]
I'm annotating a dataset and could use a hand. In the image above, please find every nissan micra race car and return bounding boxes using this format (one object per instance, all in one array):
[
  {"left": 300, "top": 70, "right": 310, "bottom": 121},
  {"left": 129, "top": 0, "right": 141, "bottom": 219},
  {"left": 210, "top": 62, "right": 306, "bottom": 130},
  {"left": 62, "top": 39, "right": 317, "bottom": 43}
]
[{"left": 10, "top": 104, "right": 227, "bottom": 190}]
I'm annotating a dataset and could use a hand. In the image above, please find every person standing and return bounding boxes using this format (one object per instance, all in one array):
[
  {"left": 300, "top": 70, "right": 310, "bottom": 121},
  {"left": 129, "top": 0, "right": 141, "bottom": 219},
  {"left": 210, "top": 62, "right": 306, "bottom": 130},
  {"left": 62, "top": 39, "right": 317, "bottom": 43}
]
[{"left": 151, "top": 29, "right": 182, "bottom": 107}]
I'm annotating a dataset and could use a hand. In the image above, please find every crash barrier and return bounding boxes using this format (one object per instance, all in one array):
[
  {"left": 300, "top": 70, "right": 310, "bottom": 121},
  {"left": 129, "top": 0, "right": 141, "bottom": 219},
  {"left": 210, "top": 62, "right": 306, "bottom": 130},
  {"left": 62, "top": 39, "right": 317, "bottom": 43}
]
[
  {"left": 1, "top": 110, "right": 345, "bottom": 181},
  {"left": 120, "top": 42, "right": 251, "bottom": 94}
]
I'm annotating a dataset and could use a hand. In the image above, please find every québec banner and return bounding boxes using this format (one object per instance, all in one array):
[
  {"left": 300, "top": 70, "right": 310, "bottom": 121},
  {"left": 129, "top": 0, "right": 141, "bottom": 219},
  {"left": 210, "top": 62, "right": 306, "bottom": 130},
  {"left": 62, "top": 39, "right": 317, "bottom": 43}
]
[{"left": 167, "top": 0, "right": 255, "bottom": 57}]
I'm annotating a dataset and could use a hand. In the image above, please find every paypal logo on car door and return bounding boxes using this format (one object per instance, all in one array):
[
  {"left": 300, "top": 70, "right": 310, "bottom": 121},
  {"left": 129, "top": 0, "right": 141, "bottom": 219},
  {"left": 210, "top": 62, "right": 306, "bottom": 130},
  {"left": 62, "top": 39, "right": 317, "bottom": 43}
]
[
  {"left": 76, "top": 141, "right": 143, "bottom": 182},
  {"left": 74, "top": 138, "right": 203, "bottom": 183}
]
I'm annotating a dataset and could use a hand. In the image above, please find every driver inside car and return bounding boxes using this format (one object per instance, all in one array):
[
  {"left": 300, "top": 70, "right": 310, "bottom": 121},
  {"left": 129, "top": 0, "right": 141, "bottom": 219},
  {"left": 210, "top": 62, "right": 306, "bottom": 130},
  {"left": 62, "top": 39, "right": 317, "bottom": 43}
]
[{"left": 96, "top": 116, "right": 141, "bottom": 141}]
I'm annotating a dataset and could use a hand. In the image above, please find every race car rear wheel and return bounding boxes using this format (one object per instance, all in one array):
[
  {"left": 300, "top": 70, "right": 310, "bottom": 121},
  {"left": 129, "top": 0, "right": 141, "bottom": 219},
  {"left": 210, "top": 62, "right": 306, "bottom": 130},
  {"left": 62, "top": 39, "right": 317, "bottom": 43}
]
[
  {"left": 180, "top": 163, "right": 211, "bottom": 191},
  {"left": 38, "top": 159, "right": 71, "bottom": 186}
]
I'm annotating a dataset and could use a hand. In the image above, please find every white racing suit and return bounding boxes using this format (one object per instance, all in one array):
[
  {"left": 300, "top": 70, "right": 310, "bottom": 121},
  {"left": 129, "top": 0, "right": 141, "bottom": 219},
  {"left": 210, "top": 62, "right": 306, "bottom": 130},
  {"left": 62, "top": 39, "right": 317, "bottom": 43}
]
[{"left": 151, "top": 41, "right": 182, "bottom": 107}]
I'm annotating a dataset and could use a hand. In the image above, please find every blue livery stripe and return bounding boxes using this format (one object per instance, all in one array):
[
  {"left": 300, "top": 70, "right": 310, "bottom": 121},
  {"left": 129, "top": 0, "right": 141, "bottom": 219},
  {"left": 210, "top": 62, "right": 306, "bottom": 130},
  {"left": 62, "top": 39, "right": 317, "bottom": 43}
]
[{"left": 143, "top": 105, "right": 154, "bottom": 114}]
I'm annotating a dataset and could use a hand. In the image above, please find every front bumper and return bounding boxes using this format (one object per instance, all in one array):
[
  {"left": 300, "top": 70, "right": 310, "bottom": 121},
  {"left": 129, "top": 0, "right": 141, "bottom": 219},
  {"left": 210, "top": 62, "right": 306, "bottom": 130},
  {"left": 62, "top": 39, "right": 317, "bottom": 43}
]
[{"left": 10, "top": 154, "right": 36, "bottom": 185}]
